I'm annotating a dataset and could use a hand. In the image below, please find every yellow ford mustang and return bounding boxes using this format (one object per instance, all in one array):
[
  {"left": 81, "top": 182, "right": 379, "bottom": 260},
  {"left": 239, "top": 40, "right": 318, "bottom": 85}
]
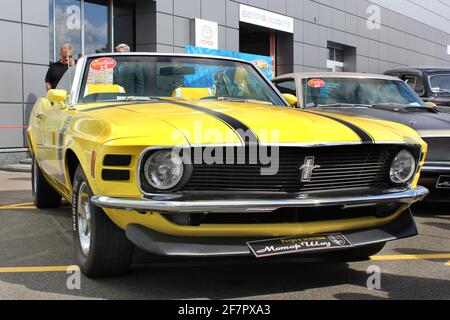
[{"left": 28, "top": 53, "right": 428, "bottom": 277}]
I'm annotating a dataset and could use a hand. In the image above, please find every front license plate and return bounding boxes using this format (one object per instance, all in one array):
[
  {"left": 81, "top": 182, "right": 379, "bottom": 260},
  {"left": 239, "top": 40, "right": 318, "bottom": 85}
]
[
  {"left": 247, "top": 234, "right": 352, "bottom": 258},
  {"left": 436, "top": 175, "right": 450, "bottom": 189}
]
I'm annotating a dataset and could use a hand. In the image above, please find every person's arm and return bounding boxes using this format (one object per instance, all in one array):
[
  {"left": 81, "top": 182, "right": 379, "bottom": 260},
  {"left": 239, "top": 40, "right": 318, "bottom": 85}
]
[{"left": 45, "top": 65, "right": 53, "bottom": 92}]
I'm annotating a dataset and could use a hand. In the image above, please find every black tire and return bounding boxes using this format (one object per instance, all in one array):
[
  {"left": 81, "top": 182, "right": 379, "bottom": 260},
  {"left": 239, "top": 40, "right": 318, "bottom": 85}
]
[
  {"left": 32, "top": 156, "right": 62, "bottom": 209},
  {"left": 342, "top": 242, "right": 386, "bottom": 261},
  {"left": 72, "top": 165, "right": 134, "bottom": 278}
]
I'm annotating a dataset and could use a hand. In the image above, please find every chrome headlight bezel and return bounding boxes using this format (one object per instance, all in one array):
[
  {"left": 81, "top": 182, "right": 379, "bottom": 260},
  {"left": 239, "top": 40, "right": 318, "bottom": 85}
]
[
  {"left": 389, "top": 149, "right": 417, "bottom": 186},
  {"left": 142, "top": 149, "right": 185, "bottom": 191}
]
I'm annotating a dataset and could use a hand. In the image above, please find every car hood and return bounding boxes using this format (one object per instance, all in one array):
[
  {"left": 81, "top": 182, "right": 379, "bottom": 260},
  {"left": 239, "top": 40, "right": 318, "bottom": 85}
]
[
  {"left": 77, "top": 100, "right": 423, "bottom": 146},
  {"left": 314, "top": 105, "right": 450, "bottom": 137}
]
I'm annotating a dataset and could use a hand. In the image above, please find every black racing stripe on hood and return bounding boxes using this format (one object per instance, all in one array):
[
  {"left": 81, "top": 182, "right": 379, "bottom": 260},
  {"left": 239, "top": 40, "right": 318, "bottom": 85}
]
[
  {"left": 166, "top": 100, "right": 260, "bottom": 146},
  {"left": 304, "top": 111, "right": 375, "bottom": 144}
]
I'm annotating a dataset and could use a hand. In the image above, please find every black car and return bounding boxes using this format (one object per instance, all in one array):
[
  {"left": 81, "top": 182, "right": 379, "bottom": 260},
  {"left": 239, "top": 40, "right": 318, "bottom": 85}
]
[
  {"left": 384, "top": 66, "right": 450, "bottom": 112},
  {"left": 273, "top": 72, "right": 450, "bottom": 202}
]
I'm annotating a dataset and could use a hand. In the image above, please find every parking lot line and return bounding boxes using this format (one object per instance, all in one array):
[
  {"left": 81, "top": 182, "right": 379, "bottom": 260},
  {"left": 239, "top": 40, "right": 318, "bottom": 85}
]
[
  {"left": 0, "top": 203, "right": 35, "bottom": 210},
  {"left": 0, "top": 266, "right": 79, "bottom": 273},
  {"left": 370, "top": 254, "right": 450, "bottom": 261}
]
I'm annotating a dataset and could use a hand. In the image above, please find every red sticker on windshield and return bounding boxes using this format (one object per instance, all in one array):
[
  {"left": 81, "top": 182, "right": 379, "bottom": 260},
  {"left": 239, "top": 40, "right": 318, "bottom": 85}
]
[
  {"left": 308, "top": 79, "right": 326, "bottom": 88},
  {"left": 90, "top": 57, "right": 117, "bottom": 71}
]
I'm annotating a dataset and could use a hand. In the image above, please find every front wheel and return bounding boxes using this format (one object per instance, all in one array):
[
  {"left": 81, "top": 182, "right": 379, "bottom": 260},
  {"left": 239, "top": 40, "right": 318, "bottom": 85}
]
[{"left": 72, "top": 165, "right": 134, "bottom": 278}]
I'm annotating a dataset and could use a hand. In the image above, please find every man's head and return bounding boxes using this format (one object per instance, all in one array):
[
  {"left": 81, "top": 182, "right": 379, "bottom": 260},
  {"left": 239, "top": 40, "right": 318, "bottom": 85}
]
[
  {"left": 59, "top": 43, "right": 73, "bottom": 65},
  {"left": 116, "top": 44, "right": 131, "bottom": 53}
]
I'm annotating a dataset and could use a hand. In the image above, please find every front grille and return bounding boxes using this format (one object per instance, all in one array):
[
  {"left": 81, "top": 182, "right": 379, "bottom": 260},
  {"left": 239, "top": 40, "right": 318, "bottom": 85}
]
[
  {"left": 422, "top": 137, "right": 450, "bottom": 162},
  {"left": 183, "top": 145, "right": 398, "bottom": 193}
]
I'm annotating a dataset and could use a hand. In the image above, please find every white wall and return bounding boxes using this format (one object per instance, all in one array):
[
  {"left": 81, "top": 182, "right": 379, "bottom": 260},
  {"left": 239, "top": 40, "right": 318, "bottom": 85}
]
[{"left": 370, "top": 0, "right": 450, "bottom": 33}]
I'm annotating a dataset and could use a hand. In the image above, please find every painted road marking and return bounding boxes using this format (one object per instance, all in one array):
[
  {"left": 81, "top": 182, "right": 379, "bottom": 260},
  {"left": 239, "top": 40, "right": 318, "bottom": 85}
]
[
  {"left": 370, "top": 254, "right": 450, "bottom": 261},
  {"left": 1, "top": 254, "right": 450, "bottom": 274},
  {"left": 0, "top": 203, "right": 35, "bottom": 210},
  {"left": 0, "top": 266, "right": 79, "bottom": 273},
  {"left": 0, "top": 203, "right": 72, "bottom": 210}
]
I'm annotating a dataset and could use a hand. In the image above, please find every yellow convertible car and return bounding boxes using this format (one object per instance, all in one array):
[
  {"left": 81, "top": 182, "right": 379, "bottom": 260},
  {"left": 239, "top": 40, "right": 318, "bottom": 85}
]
[{"left": 28, "top": 53, "right": 428, "bottom": 277}]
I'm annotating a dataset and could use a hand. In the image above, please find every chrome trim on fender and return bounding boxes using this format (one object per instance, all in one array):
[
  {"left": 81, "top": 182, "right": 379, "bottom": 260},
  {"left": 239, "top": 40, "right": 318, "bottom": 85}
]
[{"left": 91, "top": 186, "right": 429, "bottom": 214}]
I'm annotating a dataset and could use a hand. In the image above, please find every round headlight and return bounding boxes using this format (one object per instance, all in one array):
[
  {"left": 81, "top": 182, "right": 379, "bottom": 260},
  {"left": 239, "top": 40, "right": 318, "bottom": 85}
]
[
  {"left": 144, "top": 150, "right": 184, "bottom": 190},
  {"left": 390, "top": 149, "right": 416, "bottom": 185}
]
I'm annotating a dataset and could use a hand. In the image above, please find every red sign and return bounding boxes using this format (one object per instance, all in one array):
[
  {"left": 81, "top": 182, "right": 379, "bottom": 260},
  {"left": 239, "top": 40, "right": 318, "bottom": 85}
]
[
  {"left": 90, "top": 57, "right": 117, "bottom": 71},
  {"left": 307, "top": 79, "right": 326, "bottom": 88}
]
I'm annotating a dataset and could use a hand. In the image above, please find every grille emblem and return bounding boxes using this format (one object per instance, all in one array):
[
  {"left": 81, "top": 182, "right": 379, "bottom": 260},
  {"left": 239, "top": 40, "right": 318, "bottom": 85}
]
[{"left": 300, "top": 156, "right": 321, "bottom": 182}]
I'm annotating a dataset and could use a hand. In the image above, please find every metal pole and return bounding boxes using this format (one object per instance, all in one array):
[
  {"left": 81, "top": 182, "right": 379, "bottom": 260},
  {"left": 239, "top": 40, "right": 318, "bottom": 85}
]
[
  {"left": 81, "top": 0, "right": 85, "bottom": 55},
  {"left": 52, "top": 0, "right": 56, "bottom": 62},
  {"left": 109, "top": 0, "right": 114, "bottom": 52}
]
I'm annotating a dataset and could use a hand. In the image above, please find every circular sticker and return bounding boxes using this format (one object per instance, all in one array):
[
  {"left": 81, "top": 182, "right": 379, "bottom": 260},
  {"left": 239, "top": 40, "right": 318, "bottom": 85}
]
[
  {"left": 90, "top": 57, "right": 117, "bottom": 71},
  {"left": 307, "top": 79, "right": 326, "bottom": 88}
]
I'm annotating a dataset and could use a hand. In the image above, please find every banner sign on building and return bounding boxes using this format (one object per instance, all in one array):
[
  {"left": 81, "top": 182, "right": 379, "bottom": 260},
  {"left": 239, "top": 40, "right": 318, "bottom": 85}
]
[
  {"left": 185, "top": 45, "right": 274, "bottom": 80},
  {"left": 239, "top": 4, "right": 294, "bottom": 34},
  {"left": 190, "top": 18, "right": 219, "bottom": 50}
]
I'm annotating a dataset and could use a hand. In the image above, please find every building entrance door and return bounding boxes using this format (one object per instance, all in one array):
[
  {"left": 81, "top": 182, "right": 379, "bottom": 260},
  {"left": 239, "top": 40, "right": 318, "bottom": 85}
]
[{"left": 239, "top": 23, "right": 293, "bottom": 78}]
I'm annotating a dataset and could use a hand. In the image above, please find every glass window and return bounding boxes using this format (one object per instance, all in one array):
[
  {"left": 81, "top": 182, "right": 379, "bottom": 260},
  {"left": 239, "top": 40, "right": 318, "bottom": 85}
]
[
  {"left": 78, "top": 55, "right": 286, "bottom": 106},
  {"left": 54, "top": 0, "right": 82, "bottom": 60},
  {"left": 56, "top": 66, "right": 77, "bottom": 92},
  {"left": 84, "top": 0, "right": 109, "bottom": 54},
  {"left": 429, "top": 74, "right": 450, "bottom": 94},
  {"left": 335, "top": 48, "right": 344, "bottom": 62},
  {"left": 49, "top": 0, "right": 54, "bottom": 63},
  {"left": 302, "top": 77, "right": 425, "bottom": 107},
  {"left": 273, "top": 79, "right": 297, "bottom": 95},
  {"left": 328, "top": 47, "right": 344, "bottom": 62},
  {"left": 402, "top": 75, "right": 425, "bottom": 96}
]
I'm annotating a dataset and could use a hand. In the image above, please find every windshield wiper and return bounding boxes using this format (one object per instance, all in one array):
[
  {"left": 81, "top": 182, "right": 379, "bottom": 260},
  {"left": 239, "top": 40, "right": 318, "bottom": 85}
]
[
  {"left": 373, "top": 102, "right": 424, "bottom": 108},
  {"left": 433, "top": 89, "right": 450, "bottom": 93},
  {"left": 204, "top": 96, "right": 273, "bottom": 105},
  {"left": 98, "top": 96, "right": 162, "bottom": 103},
  {"left": 317, "top": 103, "right": 372, "bottom": 108}
]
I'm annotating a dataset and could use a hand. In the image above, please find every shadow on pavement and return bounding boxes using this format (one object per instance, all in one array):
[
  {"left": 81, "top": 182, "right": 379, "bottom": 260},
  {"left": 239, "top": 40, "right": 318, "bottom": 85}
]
[{"left": 1, "top": 258, "right": 449, "bottom": 300}]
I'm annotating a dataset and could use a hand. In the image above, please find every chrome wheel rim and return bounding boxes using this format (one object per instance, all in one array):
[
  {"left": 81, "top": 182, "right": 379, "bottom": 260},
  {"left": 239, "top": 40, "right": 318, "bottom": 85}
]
[{"left": 77, "top": 182, "right": 91, "bottom": 256}]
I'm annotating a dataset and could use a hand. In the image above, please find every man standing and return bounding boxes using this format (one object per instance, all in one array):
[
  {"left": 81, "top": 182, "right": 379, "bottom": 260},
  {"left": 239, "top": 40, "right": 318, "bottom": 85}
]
[
  {"left": 45, "top": 43, "right": 76, "bottom": 91},
  {"left": 114, "top": 44, "right": 145, "bottom": 95}
]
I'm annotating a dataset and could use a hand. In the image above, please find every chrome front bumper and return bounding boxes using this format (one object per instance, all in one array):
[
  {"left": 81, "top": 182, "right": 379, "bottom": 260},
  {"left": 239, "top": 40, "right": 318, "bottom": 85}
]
[{"left": 91, "top": 186, "right": 429, "bottom": 214}]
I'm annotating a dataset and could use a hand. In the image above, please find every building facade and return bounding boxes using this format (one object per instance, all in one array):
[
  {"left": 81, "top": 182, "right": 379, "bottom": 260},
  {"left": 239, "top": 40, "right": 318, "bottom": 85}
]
[{"left": 0, "top": 0, "right": 449, "bottom": 162}]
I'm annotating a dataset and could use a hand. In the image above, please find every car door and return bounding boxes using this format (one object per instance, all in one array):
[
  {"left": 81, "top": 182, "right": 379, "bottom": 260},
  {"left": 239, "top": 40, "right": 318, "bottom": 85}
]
[{"left": 40, "top": 67, "right": 75, "bottom": 185}]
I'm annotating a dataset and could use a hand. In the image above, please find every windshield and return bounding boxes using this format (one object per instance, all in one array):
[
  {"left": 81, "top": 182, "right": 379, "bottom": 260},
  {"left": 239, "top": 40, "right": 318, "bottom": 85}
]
[
  {"left": 78, "top": 55, "right": 285, "bottom": 105},
  {"left": 429, "top": 74, "right": 450, "bottom": 93},
  {"left": 302, "top": 77, "right": 425, "bottom": 107}
]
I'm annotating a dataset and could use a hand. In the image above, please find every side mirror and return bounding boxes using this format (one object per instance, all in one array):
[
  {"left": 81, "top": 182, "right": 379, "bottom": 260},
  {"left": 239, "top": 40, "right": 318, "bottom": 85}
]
[
  {"left": 282, "top": 93, "right": 299, "bottom": 107},
  {"left": 48, "top": 89, "right": 68, "bottom": 104}
]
